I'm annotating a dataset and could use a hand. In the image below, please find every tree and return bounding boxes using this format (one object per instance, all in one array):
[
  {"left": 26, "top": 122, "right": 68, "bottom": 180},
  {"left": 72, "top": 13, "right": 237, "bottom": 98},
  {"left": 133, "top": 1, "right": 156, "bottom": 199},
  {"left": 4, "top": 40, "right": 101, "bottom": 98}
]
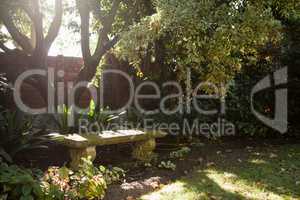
[
  {"left": 73, "top": 0, "right": 153, "bottom": 104},
  {"left": 0, "top": 0, "right": 153, "bottom": 108},
  {"left": 0, "top": 0, "right": 62, "bottom": 62},
  {"left": 0, "top": 0, "right": 63, "bottom": 104},
  {"left": 116, "top": 0, "right": 283, "bottom": 90},
  {"left": 74, "top": 0, "right": 121, "bottom": 104}
]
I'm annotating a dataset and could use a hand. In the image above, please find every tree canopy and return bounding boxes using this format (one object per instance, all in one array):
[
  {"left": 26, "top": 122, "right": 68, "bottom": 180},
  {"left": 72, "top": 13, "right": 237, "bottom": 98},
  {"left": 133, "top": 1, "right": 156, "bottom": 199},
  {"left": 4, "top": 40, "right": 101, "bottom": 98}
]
[
  {"left": 0, "top": 0, "right": 299, "bottom": 100},
  {"left": 116, "top": 0, "right": 286, "bottom": 88}
]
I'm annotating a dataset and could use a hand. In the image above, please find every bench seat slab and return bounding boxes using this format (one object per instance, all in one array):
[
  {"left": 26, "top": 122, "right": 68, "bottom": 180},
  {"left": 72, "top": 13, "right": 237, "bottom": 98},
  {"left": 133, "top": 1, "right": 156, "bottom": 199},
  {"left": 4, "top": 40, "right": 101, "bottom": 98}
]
[{"left": 49, "top": 130, "right": 166, "bottom": 148}]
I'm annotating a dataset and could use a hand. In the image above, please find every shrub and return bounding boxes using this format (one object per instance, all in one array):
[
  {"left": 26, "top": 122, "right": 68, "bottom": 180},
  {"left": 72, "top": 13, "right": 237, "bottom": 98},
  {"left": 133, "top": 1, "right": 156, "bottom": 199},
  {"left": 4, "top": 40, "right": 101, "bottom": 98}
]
[
  {"left": 98, "top": 165, "right": 125, "bottom": 185},
  {"left": 85, "top": 100, "right": 122, "bottom": 127},
  {"left": 0, "top": 109, "right": 47, "bottom": 163},
  {"left": 0, "top": 157, "right": 125, "bottom": 200},
  {"left": 53, "top": 104, "right": 74, "bottom": 135},
  {"left": 76, "top": 157, "right": 107, "bottom": 200},
  {"left": 225, "top": 62, "right": 277, "bottom": 137},
  {"left": 0, "top": 163, "right": 44, "bottom": 200},
  {"left": 53, "top": 100, "right": 125, "bottom": 135}
]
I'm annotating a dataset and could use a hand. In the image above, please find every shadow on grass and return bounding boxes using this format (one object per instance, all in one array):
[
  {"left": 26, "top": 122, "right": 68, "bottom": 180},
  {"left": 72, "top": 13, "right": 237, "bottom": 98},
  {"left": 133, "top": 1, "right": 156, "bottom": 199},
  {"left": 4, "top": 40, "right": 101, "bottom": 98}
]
[
  {"left": 212, "top": 144, "right": 300, "bottom": 199},
  {"left": 140, "top": 171, "right": 246, "bottom": 200},
  {"left": 181, "top": 171, "right": 246, "bottom": 200},
  {"left": 140, "top": 144, "right": 300, "bottom": 200}
]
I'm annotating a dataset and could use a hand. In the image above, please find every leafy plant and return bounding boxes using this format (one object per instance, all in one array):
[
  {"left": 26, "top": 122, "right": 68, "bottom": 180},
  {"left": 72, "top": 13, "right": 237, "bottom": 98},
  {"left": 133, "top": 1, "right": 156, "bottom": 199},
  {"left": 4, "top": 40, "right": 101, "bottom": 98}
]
[
  {"left": 42, "top": 157, "right": 125, "bottom": 200},
  {"left": 87, "top": 100, "right": 121, "bottom": 127},
  {"left": 0, "top": 110, "right": 47, "bottom": 163},
  {"left": 53, "top": 104, "right": 74, "bottom": 135},
  {"left": 0, "top": 73, "right": 9, "bottom": 95},
  {"left": 76, "top": 157, "right": 107, "bottom": 200},
  {"left": 158, "top": 160, "right": 176, "bottom": 171},
  {"left": 169, "top": 147, "right": 191, "bottom": 159},
  {"left": 98, "top": 165, "right": 125, "bottom": 185},
  {"left": 0, "top": 163, "right": 44, "bottom": 200},
  {"left": 52, "top": 100, "right": 126, "bottom": 135},
  {"left": 79, "top": 100, "right": 125, "bottom": 132},
  {"left": 42, "top": 166, "right": 77, "bottom": 200}
]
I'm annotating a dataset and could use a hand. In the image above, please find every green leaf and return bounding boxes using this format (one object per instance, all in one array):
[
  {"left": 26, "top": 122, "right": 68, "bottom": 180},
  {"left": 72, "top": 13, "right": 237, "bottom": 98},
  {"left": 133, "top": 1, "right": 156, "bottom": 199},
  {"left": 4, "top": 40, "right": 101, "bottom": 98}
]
[
  {"left": 20, "top": 195, "right": 34, "bottom": 200},
  {"left": 58, "top": 166, "right": 70, "bottom": 179},
  {"left": 88, "top": 100, "right": 96, "bottom": 117},
  {"left": 22, "top": 185, "right": 32, "bottom": 196},
  {"left": 0, "top": 148, "right": 12, "bottom": 163}
]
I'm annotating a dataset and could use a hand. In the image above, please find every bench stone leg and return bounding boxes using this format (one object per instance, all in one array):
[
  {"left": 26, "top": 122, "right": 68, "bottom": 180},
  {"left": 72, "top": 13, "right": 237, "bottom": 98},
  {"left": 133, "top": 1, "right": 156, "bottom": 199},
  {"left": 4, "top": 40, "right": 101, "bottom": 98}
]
[
  {"left": 69, "top": 146, "right": 96, "bottom": 170},
  {"left": 132, "top": 138, "right": 156, "bottom": 162}
]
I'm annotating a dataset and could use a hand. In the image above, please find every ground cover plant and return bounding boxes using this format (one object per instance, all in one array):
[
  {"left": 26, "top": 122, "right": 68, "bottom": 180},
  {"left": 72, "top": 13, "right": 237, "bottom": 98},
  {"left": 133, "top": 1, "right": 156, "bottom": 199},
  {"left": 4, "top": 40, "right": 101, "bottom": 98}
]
[{"left": 0, "top": 157, "right": 125, "bottom": 200}]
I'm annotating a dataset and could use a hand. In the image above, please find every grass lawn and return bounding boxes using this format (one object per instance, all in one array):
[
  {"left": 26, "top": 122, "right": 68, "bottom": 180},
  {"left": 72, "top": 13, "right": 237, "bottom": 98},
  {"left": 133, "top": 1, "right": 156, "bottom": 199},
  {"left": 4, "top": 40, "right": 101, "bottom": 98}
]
[{"left": 140, "top": 144, "right": 300, "bottom": 200}]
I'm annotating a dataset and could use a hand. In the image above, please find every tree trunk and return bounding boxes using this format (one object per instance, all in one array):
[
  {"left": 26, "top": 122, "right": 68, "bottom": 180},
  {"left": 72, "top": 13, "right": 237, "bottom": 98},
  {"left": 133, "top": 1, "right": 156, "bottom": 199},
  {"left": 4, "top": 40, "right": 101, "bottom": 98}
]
[{"left": 74, "top": 59, "right": 101, "bottom": 107}]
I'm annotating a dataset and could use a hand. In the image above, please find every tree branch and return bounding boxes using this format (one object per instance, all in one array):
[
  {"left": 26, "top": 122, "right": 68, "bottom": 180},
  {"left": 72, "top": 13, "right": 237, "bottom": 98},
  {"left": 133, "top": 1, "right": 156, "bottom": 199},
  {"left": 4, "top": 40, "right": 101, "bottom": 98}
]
[
  {"left": 103, "top": 35, "right": 120, "bottom": 50},
  {"left": 31, "top": 0, "right": 44, "bottom": 53},
  {"left": 77, "top": 0, "right": 92, "bottom": 62},
  {"left": 92, "top": 0, "right": 121, "bottom": 62},
  {"left": 105, "top": 0, "right": 121, "bottom": 28},
  {"left": 0, "top": 41, "right": 12, "bottom": 53},
  {"left": 45, "top": 0, "right": 63, "bottom": 53},
  {"left": 0, "top": 9, "right": 33, "bottom": 53},
  {"left": 17, "top": 0, "right": 38, "bottom": 48},
  {"left": 90, "top": 0, "right": 106, "bottom": 22}
]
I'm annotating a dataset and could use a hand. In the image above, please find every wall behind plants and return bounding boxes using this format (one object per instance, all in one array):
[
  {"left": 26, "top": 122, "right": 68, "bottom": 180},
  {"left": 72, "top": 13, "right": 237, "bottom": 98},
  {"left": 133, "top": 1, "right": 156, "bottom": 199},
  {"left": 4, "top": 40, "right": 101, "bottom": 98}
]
[
  {"left": 0, "top": 54, "right": 137, "bottom": 110},
  {"left": 0, "top": 54, "right": 86, "bottom": 108}
]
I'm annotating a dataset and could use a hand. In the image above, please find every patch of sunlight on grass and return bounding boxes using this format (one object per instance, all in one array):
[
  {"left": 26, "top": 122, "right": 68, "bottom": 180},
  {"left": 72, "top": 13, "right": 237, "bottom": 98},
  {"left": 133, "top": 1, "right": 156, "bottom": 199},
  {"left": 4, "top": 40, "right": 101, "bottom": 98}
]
[
  {"left": 141, "top": 169, "right": 296, "bottom": 200},
  {"left": 249, "top": 158, "right": 268, "bottom": 164},
  {"left": 140, "top": 144, "right": 300, "bottom": 200},
  {"left": 140, "top": 182, "right": 199, "bottom": 200},
  {"left": 205, "top": 169, "right": 288, "bottom": 200}
]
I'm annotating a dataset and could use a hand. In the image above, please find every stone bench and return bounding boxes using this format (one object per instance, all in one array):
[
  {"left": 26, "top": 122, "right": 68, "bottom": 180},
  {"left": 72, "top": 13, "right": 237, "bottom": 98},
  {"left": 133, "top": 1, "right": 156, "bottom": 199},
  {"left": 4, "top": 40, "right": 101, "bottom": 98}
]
[{"left": 48, "top": 130, "right": 167, "bottom": 169}]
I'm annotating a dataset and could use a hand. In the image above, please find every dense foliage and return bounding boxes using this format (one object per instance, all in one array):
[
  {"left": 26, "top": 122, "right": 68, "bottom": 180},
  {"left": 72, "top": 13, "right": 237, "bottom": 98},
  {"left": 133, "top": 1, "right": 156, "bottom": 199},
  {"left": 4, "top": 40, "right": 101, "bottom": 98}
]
[
  {"left": 115, "top": 0, "right": 300, "bottom": 137},
  {"left": 0, "top": 110, "right": 47, "bottom": 163},
  {"left": 0, "top": 157, "right": 125, "bottom": 200},
  {"left": 0, "top": 75, "right": 47, "bottom": 163},
  {"left": 225, "top": 62, "right": 276, "bottom": 136},
  {"left": 117, "top": 0, "right": 282, "bottom": 87}
]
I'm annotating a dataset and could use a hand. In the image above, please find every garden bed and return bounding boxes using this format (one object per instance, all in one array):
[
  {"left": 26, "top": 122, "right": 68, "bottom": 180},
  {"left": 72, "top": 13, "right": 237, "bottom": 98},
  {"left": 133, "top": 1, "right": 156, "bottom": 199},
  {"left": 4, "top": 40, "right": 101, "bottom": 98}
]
[{"left": 15, "top": 136, "right": 300, "bottom": 200}]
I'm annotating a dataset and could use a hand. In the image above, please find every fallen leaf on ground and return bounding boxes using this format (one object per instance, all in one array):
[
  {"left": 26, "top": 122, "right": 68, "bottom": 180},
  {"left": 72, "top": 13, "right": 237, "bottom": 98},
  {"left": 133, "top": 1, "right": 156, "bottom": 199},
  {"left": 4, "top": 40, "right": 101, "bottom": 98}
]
[
  {"left": 150, "top": 181, "right": 159, "bottom": 189},
  {"left": 126, "top": 196, "right": 135, "bottom": 200}
]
